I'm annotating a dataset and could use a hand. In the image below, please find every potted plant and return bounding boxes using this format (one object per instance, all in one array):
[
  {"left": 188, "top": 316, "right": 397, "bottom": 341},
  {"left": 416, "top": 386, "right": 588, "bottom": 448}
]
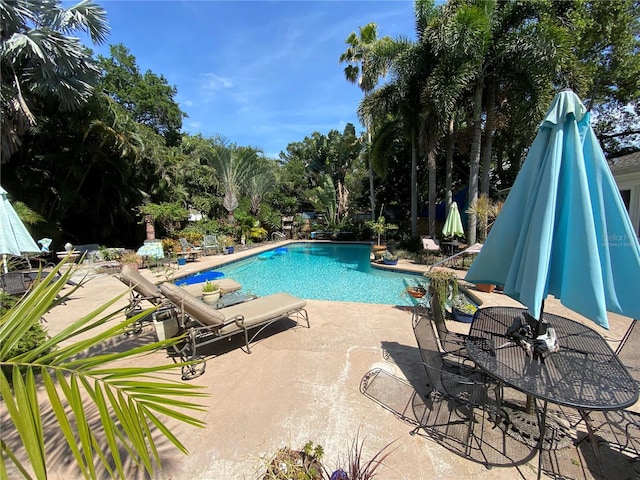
[
  {"left": 201, "top": 281, "right": 220, "bottom": 305},
  {"left": 120, "top": 251, "right": 142, "bottom": 271},
  {"left": 424, "top": 269, "right": 458, "bottom": 315},
  {"left": 451, "top": 294, "right": 478, "bottom": 323},
  {"left": 220, "top": 236, "right": 235, "bottom": 254},
  {"left": 381, "top": 250, "right": 398, "bottom": 265},
  {"left": 366, "top": 216, "right": 398, "bottom": 257}
]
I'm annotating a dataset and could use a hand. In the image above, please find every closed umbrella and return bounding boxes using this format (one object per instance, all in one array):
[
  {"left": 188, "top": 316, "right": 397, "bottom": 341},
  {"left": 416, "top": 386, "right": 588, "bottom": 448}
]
[
  {"left": 466, "top": 90, "right": 640, "bottom": 330},
  {"left": 0, "top": 186, "right": 40, "bottom": 273},
  {"left": 442, "top": 202, "right": 464, "bottom": 239}
]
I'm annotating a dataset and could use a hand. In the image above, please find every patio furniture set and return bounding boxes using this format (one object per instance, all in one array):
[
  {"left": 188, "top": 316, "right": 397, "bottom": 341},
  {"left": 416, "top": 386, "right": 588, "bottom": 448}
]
[{"left": 362, "top": 284, "right": 640, "bottom": 479}]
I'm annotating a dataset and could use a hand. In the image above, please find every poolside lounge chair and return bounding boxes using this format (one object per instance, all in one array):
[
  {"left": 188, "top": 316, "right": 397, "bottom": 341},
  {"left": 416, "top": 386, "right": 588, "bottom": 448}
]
[
  {"left": 430, "top": 242, "right": 483, "bottom": 270},
  {"left": 120, "top": 264, "right": 241, "bottom": 313},
  {"left": 158, "top": 282, "right": 309, "bottom": 379},
  {"left": 421, "top": 236, "right": 440, "bottom": 263}
]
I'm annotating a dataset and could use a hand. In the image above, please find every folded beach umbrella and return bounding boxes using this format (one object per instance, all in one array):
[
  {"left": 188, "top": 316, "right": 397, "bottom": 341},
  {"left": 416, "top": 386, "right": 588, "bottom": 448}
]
[
  {"left": 466, "top": 90, "right": 640, "bottom": 329},
  {"left": 442, "top": 201, "right": 464, "bottom": 238},
  {"left": 0, "top": 186, "right": 41, "bottom": 273}
]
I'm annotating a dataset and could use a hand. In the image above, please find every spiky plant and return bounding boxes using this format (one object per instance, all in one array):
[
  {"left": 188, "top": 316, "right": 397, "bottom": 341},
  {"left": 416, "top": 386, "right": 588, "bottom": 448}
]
[{"left": 0, "top": 260, "right": 208, "bottom": 479}]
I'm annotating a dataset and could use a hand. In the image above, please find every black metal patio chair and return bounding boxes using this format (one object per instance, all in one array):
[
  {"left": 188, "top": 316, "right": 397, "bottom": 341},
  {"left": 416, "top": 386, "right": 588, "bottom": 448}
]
[{"left": 410, "top": 305, "right": 502, "bottom": 455}]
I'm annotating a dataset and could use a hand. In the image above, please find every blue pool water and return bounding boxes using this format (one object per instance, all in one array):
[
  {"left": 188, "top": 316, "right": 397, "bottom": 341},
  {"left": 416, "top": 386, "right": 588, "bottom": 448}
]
[{"left": 178, "top": 243, "right": 425, "bottom": 306}]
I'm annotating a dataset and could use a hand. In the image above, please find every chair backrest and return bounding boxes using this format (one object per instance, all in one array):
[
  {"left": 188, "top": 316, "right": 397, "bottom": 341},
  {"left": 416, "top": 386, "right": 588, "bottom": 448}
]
[
  {"left": 120, "top": 265, "right": 162, "bottom": 303},
  {"left": 616, "top": 320, "right": 640, "bottom": 384},
  {"left": 178, "top": 238, "right": 192, "bottom": 250},
  {"left": 421, "top": 236, "right": 440, "bottom": 252},
  {"left": 412, "top": 304, "right": 444, "bottom": 392},
  {"left": 0, "top": 272, "right": 29, "bottom": 296},
  {"left": 203, "top": 235, "right": 218, "bottom": 246},
  {"left": 428, "top": 285, "right": 450, "bottom": 340},
  {"left": 159, "top": 283, "right": 225, "bottom": 327}
]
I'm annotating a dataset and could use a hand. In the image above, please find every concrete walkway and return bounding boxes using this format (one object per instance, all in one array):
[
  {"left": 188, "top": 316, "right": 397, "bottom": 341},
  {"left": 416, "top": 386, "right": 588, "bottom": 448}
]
[{"left": 16, "top": 241, "right": 639, "bottom": 479}]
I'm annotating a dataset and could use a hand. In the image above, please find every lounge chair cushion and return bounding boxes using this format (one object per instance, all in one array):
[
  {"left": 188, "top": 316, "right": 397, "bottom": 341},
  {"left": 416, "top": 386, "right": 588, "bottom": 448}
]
[
  {"left": 160, "top": 282, "right": 225, "bottom": 326},
  {"left": 217, "top": 292, "right": 307, "bottom": 335},
  {"left": 121, "top": 264, "right": 162, "bottom": 301}
]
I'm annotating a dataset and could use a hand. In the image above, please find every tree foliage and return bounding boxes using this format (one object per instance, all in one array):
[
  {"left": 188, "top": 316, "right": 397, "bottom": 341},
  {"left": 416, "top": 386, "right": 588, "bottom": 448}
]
[
  {"left": 98, "top": 44, "right": 186, "bottom": 146},
  {"left": 0, "top": 0, "right": 109, "bottom": 163}
]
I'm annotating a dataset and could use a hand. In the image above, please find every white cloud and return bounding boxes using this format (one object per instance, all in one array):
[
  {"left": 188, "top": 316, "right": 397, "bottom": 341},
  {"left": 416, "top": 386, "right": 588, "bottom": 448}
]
[{"left": 201, "top": 73, "right": 234, "bottom": 92}]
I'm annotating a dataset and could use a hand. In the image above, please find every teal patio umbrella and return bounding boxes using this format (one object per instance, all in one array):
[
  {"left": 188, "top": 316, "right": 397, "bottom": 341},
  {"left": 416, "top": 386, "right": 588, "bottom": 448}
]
[
  {"left": 442, "top": 201, "right": 464, "bottom": 239},
  {"left": 466, "top": 90, "right": 640, "bottom": 330},
  {"left": 0, "top": 186, "right": 40, "bottom": 273}
]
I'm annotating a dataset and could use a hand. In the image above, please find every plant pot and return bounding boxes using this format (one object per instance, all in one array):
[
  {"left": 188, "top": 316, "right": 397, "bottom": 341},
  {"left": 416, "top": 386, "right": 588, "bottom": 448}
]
[
  {"left": 453, "top": 307, "right": 474, "bottom": 323},
  {"left": 122, "top": 263, "right": 139, "bottom": 272},
  {"left": 406, "top": 286, "right": 426, "bottom": 299},
  {"left": 225, "top": 246, "right": 235, "bottom": 254},
  {"left": 152, "top": 310, "right": 179, "bottom": 341},
  {"left": 202, "top": 291, "right": 220, "bottom": 306},
  {"left": 382, "top": 259, "right": 398, "bottom": 265},
  {"left": 475, "top": 283, "right": 496, "bottom": 293},
  {"left": 177, "top": 257, "right": 187, "bottom": 266}
]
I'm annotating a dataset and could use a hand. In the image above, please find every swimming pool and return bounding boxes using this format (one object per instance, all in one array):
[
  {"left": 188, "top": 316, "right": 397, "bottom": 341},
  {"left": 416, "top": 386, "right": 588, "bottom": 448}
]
[{"left": 177, "top": 243, "right": 425, "bottom": 306}]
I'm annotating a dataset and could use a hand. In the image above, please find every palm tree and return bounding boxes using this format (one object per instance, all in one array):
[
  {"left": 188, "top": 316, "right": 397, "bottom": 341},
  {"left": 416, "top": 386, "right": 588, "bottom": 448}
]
[
  {"left": 1, "top": 261, "right": 207, "bottom": 479},
  {"left": 207, "top": 141, "right": 260, "bottom": 224},
  {"left": 340, "top": 23, "right": 393, "bottom": 221},
  {"left": 456, "top": 0, "right": 566, "bottom": 244},
  {"left": 0, "top": 0, "right": 109, "bottom": 163}
]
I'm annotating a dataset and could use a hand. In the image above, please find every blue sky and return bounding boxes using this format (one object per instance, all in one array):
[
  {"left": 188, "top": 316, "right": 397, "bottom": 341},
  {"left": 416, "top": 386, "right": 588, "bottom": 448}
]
[{"left": 90, "top": 1, "right": 417, "bottom": 158}]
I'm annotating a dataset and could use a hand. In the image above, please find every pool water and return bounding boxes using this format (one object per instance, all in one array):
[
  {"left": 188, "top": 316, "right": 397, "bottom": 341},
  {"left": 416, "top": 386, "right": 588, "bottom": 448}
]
[{"left": 179, "top": 243, "right": 425, "bottom": 306}]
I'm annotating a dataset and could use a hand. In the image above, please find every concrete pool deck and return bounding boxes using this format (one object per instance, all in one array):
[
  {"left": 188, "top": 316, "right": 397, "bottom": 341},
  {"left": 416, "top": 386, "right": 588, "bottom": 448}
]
[{"left": 21, "top": 241, "right": 640, "bottom": 479}]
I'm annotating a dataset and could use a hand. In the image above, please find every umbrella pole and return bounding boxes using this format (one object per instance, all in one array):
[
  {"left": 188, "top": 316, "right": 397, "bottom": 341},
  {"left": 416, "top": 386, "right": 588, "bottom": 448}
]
[{"left": 525, "top": 300, "right": 547, "bottom": 414}]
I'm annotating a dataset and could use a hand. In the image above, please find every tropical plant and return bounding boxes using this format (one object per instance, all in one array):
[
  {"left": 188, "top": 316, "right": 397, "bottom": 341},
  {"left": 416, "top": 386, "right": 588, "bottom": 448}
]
[
  {"left": 0, "top": 0, "right": 109, "bottom": 163},
  {"left": 119, "top": 251, "right": 142, "bottom": 265},
  {"left": 262, "top": 441, "right": 325, "bottom": 480},
  {"left": 365, "top": 216, "right": 398, "bottom": 246},
  {"left": 0, "top": 261, "right": 208, "bottom": 479},
  {"left": 466, "top": 194, "right": 502, "bottom": 242},
  {"left": 424, "top": 269, "right": 458, "bottom": 314},
  {"left": 139, "top": 201, "right": 190, "bottom": 237},
  {"left": 201, "top": 280, "right": 219, "bottom": 293}
]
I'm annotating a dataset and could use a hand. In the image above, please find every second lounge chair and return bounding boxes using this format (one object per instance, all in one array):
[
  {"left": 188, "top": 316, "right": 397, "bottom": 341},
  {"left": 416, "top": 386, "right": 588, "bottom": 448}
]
[{"left": 158, "top": 282, "right": 310, "bottom": 379}]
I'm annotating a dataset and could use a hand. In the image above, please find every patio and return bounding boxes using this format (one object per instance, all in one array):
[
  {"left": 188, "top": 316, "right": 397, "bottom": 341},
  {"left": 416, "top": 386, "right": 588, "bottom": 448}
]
[{"left": 15, "top": 242, "right": 640, "bottom": 479}]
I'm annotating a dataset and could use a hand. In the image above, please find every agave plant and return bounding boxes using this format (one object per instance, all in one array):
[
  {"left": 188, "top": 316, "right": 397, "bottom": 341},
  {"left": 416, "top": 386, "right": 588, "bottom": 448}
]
[{"left": 0, "top": 260, "right": 208, "bottom": 479}]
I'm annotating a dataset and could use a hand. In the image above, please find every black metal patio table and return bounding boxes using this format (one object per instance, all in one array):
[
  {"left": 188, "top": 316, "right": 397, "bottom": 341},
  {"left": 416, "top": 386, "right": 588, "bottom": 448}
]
[{"left": 465, "top": 306, "right": 639, "bottom": 479}]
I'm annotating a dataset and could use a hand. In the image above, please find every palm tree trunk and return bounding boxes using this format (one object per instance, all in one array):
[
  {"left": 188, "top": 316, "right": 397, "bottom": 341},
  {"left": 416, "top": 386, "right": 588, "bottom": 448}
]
[
  {"left": 410, "top": 128, "right": 418, "bottom": 237},
  {"left": 367, "top": 121, "right": 376, "bottom": 221},
  {"left": 468, "top": 81, "right": 484, "bottom": 245},
  {"left": 480, "top": 84, "right": 496, "bottom": 196},
  {"left": 427, "top": 141, "right": 437, "bottom": 239},
  {"left": 445, "top": 116, "right": 454, "bottom": 218}
]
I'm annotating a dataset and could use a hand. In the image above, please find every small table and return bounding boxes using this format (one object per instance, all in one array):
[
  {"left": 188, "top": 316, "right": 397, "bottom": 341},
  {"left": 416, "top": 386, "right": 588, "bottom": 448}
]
[
  {"left": 466, "top": 307, "right": 638, "bottom": 478},
  {"left": 56, "top": 250, "right": 81, "bottom": 262},
  {"left": 214, "top": 293, "right": 256, "bottom": 309},
  {"left": 440, "top": 241, "right": 459, "bottom": 257}
]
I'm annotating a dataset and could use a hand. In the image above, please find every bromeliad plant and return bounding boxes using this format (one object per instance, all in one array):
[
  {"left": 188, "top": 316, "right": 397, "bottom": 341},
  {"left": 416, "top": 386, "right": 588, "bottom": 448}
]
[
  {"left": 201, "top": 280, "right": 220, "bottom": 293},
  {"left": 0, "top": 259, "right": 208, "bottom": 480}
]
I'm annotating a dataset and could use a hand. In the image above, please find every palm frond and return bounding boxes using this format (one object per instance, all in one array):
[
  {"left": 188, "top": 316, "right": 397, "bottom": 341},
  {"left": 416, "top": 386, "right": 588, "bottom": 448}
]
[{"left": 1, "top": 259, "right": 208, "bottom": 479}]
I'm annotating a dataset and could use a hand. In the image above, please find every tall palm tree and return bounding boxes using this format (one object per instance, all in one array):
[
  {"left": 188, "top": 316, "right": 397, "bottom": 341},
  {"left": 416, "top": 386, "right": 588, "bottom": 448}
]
[
  {"left": 0, "top": 0, "right": 109, "bottom": 163},
  {"left": 457, "top": 0, "right": 566, "bottom": 243},
  {"left": 340, "top": 23, "right": 393, "bottom": 221}
]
